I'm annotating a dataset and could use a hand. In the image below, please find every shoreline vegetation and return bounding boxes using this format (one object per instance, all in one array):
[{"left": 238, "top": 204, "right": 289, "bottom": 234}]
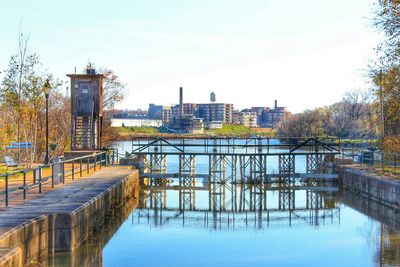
[
  {"left": 111, "top": 125, "right": 277, "bottom": 140},
  {"left": 110, "top": 125, "right": 377, "bottom": 146}
]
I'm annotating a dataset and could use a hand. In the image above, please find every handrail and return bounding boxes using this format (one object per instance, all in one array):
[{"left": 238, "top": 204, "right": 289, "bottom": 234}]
[
  {"left": 340, "top": 149, "right": 400, "bottom": 175},
  {"left": 0, "top": 149, "right": 118, "bottom": 207}
]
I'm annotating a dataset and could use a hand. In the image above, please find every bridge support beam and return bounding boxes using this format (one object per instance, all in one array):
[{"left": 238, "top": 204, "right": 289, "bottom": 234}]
[
  {"left": 179, "top": 154, "right": 196, "bottom": 186},
  {"left": 238, "top": 156, "right": 267, "bottom": 184},
  {"left": 306, "top": 154, "right": 324, "bottom": 174},
  {"left": 279, "top": 155, "right": 295, "bottom": 175},
  {"left": 250, "top": 155, "right": 267, "bottom": 184},
  {"left": 178, "top": 155, "right": 196, "bottom": 211},
  {"left": 148, "top": 154, "right": 167, "bottom": 186},
  {"left": 209, "top": 155, "right": 226, "bottom": 183}
]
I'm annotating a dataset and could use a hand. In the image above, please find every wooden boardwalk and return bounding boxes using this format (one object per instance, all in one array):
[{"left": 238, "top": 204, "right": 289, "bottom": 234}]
[
  {"left": 0, "top": 166, "right": 139, "bottom": 266},
  {"left": 0, "top": 166, "right": 135, "bottom": 229},
  {"left": 0, "top": 161, "right": 110, "bottom": 209}
]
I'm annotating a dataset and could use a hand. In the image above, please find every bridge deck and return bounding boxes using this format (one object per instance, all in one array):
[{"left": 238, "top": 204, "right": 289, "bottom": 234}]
[
  {"left": 131, "top": 137, "right": 340, "bottom": 156},
  {"left": 131, "top": 151, "right": 340, "bottom": 156}
]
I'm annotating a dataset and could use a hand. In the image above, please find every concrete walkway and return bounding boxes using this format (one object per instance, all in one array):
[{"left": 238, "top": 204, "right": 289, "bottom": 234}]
[{"left": 0, "top": 165, "right": 139, "bottom": 266}]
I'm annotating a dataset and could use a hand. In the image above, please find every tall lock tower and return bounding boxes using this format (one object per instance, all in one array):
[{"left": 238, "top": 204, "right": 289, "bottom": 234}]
[{"left": 67, "top": 68, "right": 104, "bottom": 151}]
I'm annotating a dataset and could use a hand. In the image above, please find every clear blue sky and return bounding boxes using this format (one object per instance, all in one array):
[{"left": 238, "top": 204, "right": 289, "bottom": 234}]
[{"left": 0, "top": 0, "right": 381, "bottom": 112}]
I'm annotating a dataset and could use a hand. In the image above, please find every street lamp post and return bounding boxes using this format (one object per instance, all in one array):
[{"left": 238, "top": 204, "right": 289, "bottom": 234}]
[{"left": 43, "top": 79, "right": 51, "bottom": 164}]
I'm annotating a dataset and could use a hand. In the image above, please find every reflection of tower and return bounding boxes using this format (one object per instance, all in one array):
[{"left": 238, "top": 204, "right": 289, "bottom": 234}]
[{"left": 67, "top": 69, "right": 104, "bottom": 150}]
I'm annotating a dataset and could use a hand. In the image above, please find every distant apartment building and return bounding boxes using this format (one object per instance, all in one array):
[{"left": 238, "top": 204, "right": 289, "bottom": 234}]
[
  {"left": 248, "top": 107, "right": 270, "bottom": 126},
  {"left": 232, "top": 111, "right": 240, "bottom": 125},
  {"left": 170, "top": 102, "right": 233, "bottom": 126},
  {"left": 162, "top": 106, "right": 172, "bottom": 124},
  {"left": 197, "top": 103, "right": 233, "bottom": 124},
  {"left": 259, "top": 101, "right": 288, "bottom": 128},
  {"left": 172, "top": 103, "right": 198, "bottom": 119},
  {"left": 237, "top": 111, "right": 258, "bottom": 128},
  {"left": 236, "top": 101, "right": 288, "bottom": 128},
  {"left": 148, "top": 104, "right": 163, "bottom": 119}
]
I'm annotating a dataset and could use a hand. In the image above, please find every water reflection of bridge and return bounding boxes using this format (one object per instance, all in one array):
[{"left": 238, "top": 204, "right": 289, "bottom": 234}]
[
  {"left": 138, "top": 183, "right": 340, "bottom": 229},
  {"left": 130, "top": 137, "right": 340, "bottom": 184}
]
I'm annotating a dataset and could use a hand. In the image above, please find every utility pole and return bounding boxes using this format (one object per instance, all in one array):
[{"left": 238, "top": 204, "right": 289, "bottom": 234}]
[{"left": 379, "top": 70, "right": 385, "bottom": 144}]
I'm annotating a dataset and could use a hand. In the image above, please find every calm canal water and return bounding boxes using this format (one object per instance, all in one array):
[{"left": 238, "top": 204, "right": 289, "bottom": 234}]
[{"left": 46, "top": 140, "right": 400, "bottom": 267}]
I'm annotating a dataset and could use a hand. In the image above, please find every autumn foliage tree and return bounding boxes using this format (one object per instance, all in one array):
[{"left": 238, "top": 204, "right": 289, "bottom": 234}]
[
  {"left": 0, "top": 33, "right": 68, "bottom": 165},
  {"left": 94, "top": 65, "right": 127, "bottom": 146},
  {"left": 372, "top": 0, "right": 400, "bottom": 151}
]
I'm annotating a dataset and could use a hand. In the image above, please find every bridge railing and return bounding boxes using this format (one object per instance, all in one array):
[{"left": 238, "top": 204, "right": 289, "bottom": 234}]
[
  {"left": 131, "top": 137, "right": 341, "bottom": 155},
  {"left": 0, "top": 149, "right": 118, "bottom": 207}
]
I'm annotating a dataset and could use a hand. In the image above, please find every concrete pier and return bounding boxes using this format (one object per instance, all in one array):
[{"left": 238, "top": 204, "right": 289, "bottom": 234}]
[{"left": 0, "top": 166, "right": 139, "bottom": 267}]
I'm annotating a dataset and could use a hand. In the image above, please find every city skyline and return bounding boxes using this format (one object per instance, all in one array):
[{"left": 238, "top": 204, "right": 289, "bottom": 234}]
[
  {"left": 0, "top": 0, "right": 381, "bottom": 113},
  {"left": 115, "top": 98, "right": 284, "bottom": 112}
]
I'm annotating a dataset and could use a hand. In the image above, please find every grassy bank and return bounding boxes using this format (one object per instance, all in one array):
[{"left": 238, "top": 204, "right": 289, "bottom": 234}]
[
  {"left": 113, "top": 127, "right": 159, "bottom": 138},
  {"left": 207, "top": 125, "right": 276, "bottom": 137},
  {"left": 112, "top": 125, "right": 276, "bottom": 140}
]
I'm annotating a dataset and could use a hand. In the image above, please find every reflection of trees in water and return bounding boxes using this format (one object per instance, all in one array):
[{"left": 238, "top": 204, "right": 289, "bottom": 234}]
[
  {"left": 341, "top": 191, "right": 400, "bottom": 266},
  {"left": 375, "top": 226, "right": 400, "bottom": 267}
]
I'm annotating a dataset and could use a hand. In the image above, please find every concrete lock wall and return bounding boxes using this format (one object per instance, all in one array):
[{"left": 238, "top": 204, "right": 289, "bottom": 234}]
[
  {"left": 0, "top": 170, "right": 139, "bottom": 267},
  {"left": 338, "top": 166, "right": 400, "bottom": 209}
]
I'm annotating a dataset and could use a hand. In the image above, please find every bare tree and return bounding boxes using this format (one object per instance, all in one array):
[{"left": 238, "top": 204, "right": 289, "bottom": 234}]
[
  {"left": 84, "top": 62, "right": 127, "bottom": 110},
  {"left": 277, "top": 89, "right": 375, "bottom": 139},
  {"left": 330, "top": 89, "right": 373, "bottom": 138},
  {"left": 0, "top": 30, "right": 38, "bottom": 163},
  {"left": 98, "top": 68, "right": 127, "bottom": 110}
]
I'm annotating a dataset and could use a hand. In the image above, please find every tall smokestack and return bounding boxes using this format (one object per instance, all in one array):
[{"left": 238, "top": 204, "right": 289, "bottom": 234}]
[
  {"left": 274, "top": 100, "right": 277, "bottom": 110},
  {"left": 179, "top": 87, "right": 183, "bottom": 119}
]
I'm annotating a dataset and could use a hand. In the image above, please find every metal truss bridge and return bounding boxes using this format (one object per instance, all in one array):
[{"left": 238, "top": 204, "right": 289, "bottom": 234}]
[{"left": 129, "top": 137, "right": 340, "bottom": 185}]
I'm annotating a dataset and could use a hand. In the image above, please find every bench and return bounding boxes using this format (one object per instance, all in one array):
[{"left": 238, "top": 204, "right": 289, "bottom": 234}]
[
  {"left": 5, "top": 156, "right": 18, "bottom": 167},
  {"left": 4, "top": 156, "right": 20, "bottom": 171}
]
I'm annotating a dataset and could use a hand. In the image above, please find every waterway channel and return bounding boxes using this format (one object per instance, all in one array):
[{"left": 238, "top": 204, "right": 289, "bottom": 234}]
[{"left": 46, "top": 140, "right": 400, "bottom": 267}]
